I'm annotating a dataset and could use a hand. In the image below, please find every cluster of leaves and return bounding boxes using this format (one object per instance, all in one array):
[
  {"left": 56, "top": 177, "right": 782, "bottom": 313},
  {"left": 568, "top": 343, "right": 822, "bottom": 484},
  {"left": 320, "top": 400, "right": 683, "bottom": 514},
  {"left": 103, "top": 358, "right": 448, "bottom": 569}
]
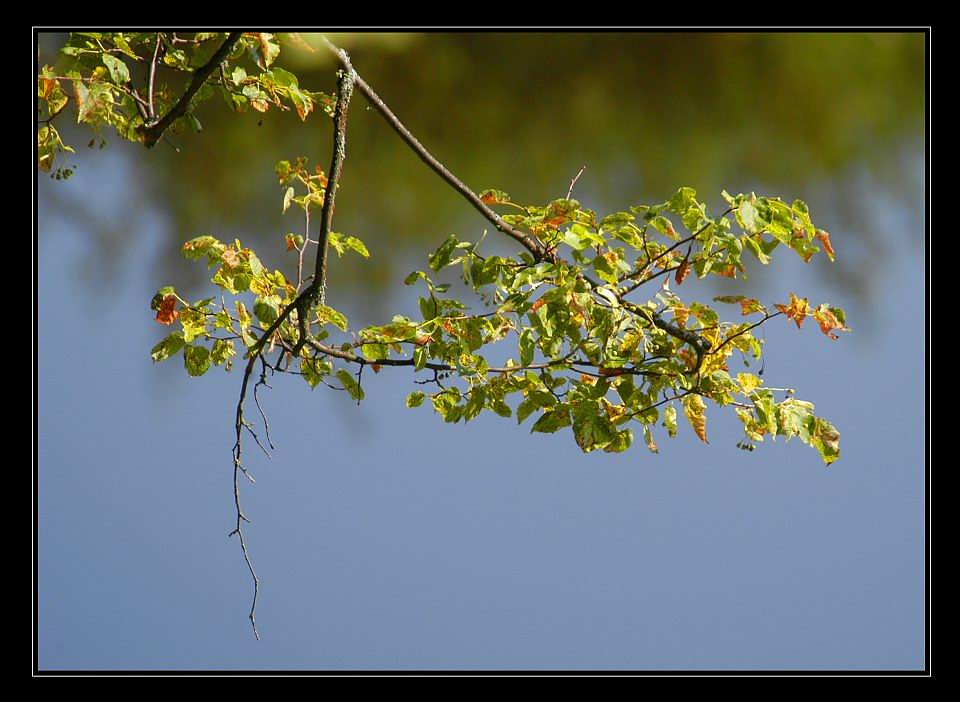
[
  {"left": 151, "top": 161, "right": 848, "bottom": 464},
  {"left": 37, "top": 32, "right": 332, "bottom": 178}
]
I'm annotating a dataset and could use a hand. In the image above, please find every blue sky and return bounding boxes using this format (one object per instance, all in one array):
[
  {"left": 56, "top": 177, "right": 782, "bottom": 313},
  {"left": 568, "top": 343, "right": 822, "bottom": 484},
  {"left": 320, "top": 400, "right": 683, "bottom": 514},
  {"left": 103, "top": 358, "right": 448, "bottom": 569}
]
[{"left": 37, "top": 85, "right": 925, "bottom": 671}]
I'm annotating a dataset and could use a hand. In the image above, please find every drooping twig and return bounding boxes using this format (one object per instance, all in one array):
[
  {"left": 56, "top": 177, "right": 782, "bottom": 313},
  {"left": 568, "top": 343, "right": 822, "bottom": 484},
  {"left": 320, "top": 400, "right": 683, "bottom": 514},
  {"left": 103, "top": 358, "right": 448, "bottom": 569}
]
[
  {"left": 227, "top": 49, "right": 358, "bottom": 639},
  {"left": 140, "top": 32, "right": 242, "bottom": 148},
  {"left": 321, "top": 36, "right": 550, "bottom": 263}
]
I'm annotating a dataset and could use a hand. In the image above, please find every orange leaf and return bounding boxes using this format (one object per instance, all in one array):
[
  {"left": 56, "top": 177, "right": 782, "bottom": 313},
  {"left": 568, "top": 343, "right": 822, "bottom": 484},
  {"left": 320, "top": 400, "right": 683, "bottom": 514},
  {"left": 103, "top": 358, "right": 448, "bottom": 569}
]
[
  {"left": 480, "top": 192, "right": 497, "bottom": 205},
  {"left": 285, "top": 234, "right": 297, "bottom": 251},
  {"left": 155, "top": 295, "right": 179, "bottom": 325},
  {"left": 675, "top": 249, "right": 691, "bottom": 286},
  {"left": 815, "top": 229, "right": 835, "bottom": 261},
  {"left": 672, "top": 305, "right": 690, "bottom": 328},
  {"left": 775, "top": 293, "right": 810, "bottom": 330},
  {"left": 370, "top": 363, "right": 383, "bottom": 373},
  {"left": 530, "top": 298, "right": 546, "bottom": 313},
  {"left": 813, "top": 305, "right": 844, "bottom": 340},
  {"left": 716, "top": 264, "right": 737, "bottom": 278},
  {"left": 41, "top": 77, "right": 58, "bottom": 99}
]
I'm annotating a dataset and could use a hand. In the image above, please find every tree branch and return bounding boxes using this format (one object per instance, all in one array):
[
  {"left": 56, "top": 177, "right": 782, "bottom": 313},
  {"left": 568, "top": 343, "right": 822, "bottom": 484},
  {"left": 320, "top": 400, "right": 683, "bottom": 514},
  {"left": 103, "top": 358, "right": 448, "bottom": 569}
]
[
  {"left": 312, "top": 52, "right": 356, "bottom": 304},
  {"left": 321, "top": 36, "right": 550, "bottom": 263},
  {"left": 140, "top": 32, "right": 242, "bottom": 148}
]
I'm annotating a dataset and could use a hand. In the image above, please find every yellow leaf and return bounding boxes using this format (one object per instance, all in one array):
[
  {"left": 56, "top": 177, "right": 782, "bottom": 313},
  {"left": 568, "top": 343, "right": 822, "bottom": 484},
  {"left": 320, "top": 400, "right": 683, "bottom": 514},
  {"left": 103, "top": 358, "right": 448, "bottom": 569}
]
[
  {"left": 682, "top": 394, "right": 708, "bottom": 443},
  {"left": 737, "top": 372, "right": 760, "bottom": 395}
]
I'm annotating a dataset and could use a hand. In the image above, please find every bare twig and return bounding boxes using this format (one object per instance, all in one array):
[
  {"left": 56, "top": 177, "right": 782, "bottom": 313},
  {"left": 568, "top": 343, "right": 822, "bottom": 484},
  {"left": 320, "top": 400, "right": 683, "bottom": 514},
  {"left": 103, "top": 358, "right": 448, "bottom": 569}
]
[
  {"left": 321, "top": 36, "right": 551, "bottom": 263},
  {"left": 566, "top": 165, "right": 586, "bottom": 200},
  {"left": 147, "top": 33, "right": 166, "bottom": 119}
]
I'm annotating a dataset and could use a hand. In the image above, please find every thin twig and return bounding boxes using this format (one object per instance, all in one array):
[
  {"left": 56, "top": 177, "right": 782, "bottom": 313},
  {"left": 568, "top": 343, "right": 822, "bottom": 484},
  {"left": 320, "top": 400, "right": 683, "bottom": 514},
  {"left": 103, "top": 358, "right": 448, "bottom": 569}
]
[
  {"left": 321, "top": 36, "right": 550, "bottom": 263},
  {"left": 148, "top": 33, "right": 164, "bottom": 119},
  {"left": 140, "top": 32, "right": 242, "bottom": 148},
  {"left": 566, "top": 165, "right": 586, "bottom": 200}
]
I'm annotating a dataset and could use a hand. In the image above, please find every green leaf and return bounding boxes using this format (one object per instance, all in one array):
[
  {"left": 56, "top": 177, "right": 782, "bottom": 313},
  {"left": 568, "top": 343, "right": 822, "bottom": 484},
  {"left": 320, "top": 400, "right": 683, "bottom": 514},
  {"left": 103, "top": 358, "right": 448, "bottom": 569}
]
[
  {"left": 519, "top": 329, "right": 535, "bottom": 367},
  {"left": 210, "top": 338, "right": 236, "bottom": 366},
  {"left": 101, "top": 54, "right": 130, "bottom": 84},
  {"left": 776, "top": 399, "right": 815, "bottom": 442},
  {"left": 649, "top": 215, "right": 678, "bottom": 240},
  {"left": 812, "top": 417, "right": 841, "bottom": 465},
  {"left": 270, "top": 66, "right": 298, "bottom": 88},
  {"left": 150, "top": 331, "right": 185, "bottom": 362},
  {"left": 342, "top": 235, "right": 370, "bottom": 258},
  {"left": 361, "top": 343, "right": 387, "bottom": 360},
  {"left": 429, "top": 234, "right": 459, "bottom": 272},
  {"left": 663, "top": 404, "right": 678, "bottom": 438},
  {"left": 572, "top": 402, "right": 617, "bottom": 453},
  {"left": 531, "top": 406, "right": 571, "bottom": 434},
  {"left": 253, "top": 296, "right": 281, "bottom": 326},
  {"left": 414, "top": 346, "right": 428, "bottom": 371},
  {"left": 516, "top": 397, "right": 538, "bottom": 424},
  {"left": 300, "top": 358, "right": 330, "bottom": 389},
  {"left": 183, "top": 345, "right": 211, "bottom": 377},
  {"left": 282, "top": 186, "right": 295, "bottom": 213},
  {"left": 738, "top": 200, "right": 761, "bottom": 234},
  {"left": 316, "top": 304, "right": 348, "bottom": 331},
  {"left": 406, "top": 391, "right": 426, "bottom": 408},
  {"left": 336, "top": 369, "right": 364, "bottom": 401}
]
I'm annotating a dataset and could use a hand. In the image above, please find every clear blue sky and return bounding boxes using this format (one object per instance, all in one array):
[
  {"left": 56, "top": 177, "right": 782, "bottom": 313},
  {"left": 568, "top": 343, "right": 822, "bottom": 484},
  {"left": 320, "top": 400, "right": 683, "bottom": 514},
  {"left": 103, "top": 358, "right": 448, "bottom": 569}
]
[{"left": 37, "top": 118, "right": 925, "bottom": 672}]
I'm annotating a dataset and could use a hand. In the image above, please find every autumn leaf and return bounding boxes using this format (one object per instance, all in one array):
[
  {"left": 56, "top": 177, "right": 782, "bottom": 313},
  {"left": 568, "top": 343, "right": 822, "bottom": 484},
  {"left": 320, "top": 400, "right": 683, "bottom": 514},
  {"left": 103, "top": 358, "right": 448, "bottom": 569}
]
[
  {"left": 675, "top": 247, "right": 691, "bottom": 286},
  {"left": 682, "top": 394, "right": 708, "bottom": 443},
  {"left": 815, "top": 229, "right": 835, "bottom": 261},
  {"left": 739, "top": 298, "right": 765, "bottom": 316},
  {"left": 813, "top": 304, "right": 846, "bottom": 340},
  {"left": 155, "top": 294, "right": 179, "bottom": 325},
  {"left": 479, "top": 189, "right": 510, "bottom": 205},
  {"left": 737, "top": 372, "right": 761, "bottom": 395},
  {"left": 643, "top": 425, "right": 659, "bottom": 453},
  {"left": 221, "top": 248, "right": 242, "bottom": 269},
  {"left": 775, "top": 293, "right": 810, "bottom": 329},
  {"left": 672, "top": 304, "right": 690, "bottom": 328},
  {"left": 530, "top": 298, "right": 547, "bottom": 313}
]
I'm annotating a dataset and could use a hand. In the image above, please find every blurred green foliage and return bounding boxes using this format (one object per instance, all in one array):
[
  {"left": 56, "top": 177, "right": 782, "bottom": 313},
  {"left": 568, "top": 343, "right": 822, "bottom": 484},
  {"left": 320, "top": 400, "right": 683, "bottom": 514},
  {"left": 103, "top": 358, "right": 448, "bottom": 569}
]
[{"left": 38, "top": 32, "right": 924, "bottom": 303}]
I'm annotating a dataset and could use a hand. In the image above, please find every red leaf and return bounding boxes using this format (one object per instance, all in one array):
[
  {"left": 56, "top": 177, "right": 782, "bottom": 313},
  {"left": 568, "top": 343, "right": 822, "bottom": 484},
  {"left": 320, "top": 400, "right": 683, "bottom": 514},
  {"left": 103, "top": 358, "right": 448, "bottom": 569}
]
[{"left": 155, "top": 295, "right": 179, "bottom": 325}]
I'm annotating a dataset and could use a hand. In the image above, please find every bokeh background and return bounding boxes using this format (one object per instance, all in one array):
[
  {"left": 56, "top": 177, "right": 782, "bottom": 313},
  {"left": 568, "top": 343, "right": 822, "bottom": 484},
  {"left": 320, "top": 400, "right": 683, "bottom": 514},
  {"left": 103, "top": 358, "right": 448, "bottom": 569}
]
[{"left": 37, "top": 31, "right": 926, "bottom": 670}]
